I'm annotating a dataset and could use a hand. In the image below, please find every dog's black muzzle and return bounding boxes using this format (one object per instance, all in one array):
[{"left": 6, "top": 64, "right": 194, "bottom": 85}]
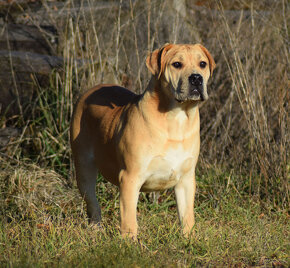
[{"left": 188, "top": 74, "right": 205, "bottom": 101}]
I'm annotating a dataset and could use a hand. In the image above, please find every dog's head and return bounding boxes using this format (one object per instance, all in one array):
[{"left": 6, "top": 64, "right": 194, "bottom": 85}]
[{"left": 146, "top": 43, "right": 216, "bottom": 102}]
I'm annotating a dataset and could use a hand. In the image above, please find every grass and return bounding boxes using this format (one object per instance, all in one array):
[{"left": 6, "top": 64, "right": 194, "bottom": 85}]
[
  {"left": 0, "top": 0, "right": 289, "bottom": 266},
  {"left": 0, "top": 163, "right": 289, "bottom": 267}
]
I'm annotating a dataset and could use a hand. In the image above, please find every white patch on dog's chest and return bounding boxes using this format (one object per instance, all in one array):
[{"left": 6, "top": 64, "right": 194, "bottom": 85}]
[{"left": 140, "top": 145, "right": 194, "bottom": 192}]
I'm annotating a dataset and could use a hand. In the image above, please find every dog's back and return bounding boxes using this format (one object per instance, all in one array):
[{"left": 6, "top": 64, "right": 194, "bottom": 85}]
[{"left": 71, "top": 84, "right": 137, "bottom": 139}]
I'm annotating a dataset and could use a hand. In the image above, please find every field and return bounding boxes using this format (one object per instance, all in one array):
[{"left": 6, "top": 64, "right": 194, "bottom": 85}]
[
  {"left": 0, "top": 0, "right": 289, "bottom": 267},
  {"left": 0, "top": 163, "right": 289, "bottom": 267}
]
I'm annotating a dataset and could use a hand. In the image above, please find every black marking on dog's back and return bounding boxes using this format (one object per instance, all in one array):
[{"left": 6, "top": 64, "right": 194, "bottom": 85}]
[{"left": 85, "top": 86, "right": 140, "bottom": 109}]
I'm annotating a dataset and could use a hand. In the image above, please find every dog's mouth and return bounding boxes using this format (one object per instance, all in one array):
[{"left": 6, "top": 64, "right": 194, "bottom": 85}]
[
  {"left": 172, "top": 78, "right": 208, "bottom": 103},
  {"left": 190, "top": 88, "right": 203, "bottom": 100},
  {"left": 175, "top": 88, "right": 207, "bottom": 103}
]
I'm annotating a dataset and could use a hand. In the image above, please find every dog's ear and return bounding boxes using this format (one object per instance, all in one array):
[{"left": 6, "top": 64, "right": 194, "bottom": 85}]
[
  {"left": 146, "top": 43, "right": 173, "bottom": 78},
  {"left": 198, "top": 44, "right": 216, "bottom": 77}
]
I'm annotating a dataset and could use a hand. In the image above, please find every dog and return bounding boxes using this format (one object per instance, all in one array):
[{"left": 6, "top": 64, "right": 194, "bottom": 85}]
[{"left": 70, "top": 43, "right": 215, "bottom": 239}]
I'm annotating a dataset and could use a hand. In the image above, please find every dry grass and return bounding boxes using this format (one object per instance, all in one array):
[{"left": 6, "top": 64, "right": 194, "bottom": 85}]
[{"left": 200, "top": 0, "right": 289, "bottom": 206}]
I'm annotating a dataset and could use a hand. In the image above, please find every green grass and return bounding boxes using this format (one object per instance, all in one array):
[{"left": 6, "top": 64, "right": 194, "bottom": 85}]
[{"left": 0, "top": 165, "right": 288, "bottom": 267}]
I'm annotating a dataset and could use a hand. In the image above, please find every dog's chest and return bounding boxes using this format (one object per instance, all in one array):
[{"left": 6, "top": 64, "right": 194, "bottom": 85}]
[{"left": 140, "top": 144, "right": 195, "bottom": 192}]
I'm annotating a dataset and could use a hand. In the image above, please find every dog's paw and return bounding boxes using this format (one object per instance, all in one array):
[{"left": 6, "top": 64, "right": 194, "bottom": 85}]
[
  {"left": 121, "top": 231, "right": 138, "bottom": 241},
  {"left": 89, "top": 221, "right": 103, "bottom": 231},
  {"left": 183, "top": 228, "right": 195, "bottom": 239}
]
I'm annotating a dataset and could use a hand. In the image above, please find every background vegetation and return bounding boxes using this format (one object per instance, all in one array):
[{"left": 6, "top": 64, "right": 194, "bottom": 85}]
[{"left": 0, "top": 0, "right": 289, "bottom": 266}]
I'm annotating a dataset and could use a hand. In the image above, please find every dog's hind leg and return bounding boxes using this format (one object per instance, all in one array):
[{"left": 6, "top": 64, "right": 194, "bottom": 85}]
[{"left": 74, "top": 158, "right": 101, "bottom": 224}]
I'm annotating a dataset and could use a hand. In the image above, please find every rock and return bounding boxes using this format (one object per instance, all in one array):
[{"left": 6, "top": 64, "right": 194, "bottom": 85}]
[
  {"left": 0, "top": 127, "right": 21, "bottom": 147},
  {"left": 0, "top": 24, "right": 57, "bottom": 54}
]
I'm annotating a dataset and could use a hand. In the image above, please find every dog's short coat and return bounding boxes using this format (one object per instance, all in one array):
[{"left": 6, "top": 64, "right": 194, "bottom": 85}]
[{"left": 70, "top": 43, "right": 215, "bottom": 238}]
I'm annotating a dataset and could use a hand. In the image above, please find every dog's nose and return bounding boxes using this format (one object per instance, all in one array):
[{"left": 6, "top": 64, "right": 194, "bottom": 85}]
[{"left": 189, "top": 74, "right": 203, "bottom": 87}]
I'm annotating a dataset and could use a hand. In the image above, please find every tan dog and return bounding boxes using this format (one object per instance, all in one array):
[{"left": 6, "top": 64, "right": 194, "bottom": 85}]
[{"left": 70, "top": 43, "right": 215, "bottom": 239}]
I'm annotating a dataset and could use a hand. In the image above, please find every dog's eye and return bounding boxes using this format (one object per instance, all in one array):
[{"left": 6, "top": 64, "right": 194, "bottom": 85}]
[
  {"left": 172, "top": 62, "right": 182, "bottom": 69},
  {"left": 200, "top": 61, "right": 207, "bottom": 68}
]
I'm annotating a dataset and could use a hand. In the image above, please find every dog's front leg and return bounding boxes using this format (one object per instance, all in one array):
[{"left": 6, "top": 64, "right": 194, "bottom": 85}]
[
  {"left": 119, "top": 171, "right": 140, "bottom": 239},
  {"left": 174, "top": 173, "right": 196, "bottom": 237}
]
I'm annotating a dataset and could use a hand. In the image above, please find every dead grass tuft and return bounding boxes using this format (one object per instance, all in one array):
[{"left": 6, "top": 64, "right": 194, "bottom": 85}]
[{"left": 0, "top": 160, "right": 81, "bottom": 223}]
